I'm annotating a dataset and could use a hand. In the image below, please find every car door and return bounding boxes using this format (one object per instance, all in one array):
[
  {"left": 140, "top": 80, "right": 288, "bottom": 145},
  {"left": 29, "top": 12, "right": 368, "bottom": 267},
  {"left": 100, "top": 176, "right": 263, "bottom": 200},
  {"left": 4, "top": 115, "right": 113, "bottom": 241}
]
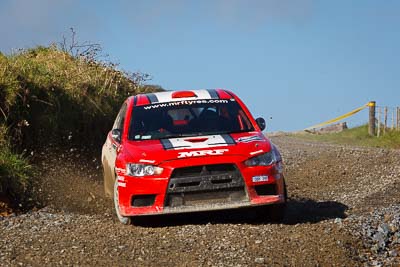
[{"left": 103, "top": 103, "right": 128, "bottom": 196}]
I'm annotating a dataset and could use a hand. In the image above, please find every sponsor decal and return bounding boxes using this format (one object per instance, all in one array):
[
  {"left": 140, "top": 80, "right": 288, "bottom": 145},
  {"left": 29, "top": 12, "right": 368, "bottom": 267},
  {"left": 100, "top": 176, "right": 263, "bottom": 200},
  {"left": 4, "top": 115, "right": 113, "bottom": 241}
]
[
  {"left": 237, "top": 135, "right": 263, "bottom": 143},
  {"left": 115, "top": 167, "right": 126, "bottom": 174},
  {"left": 145, "top": 89, "right": 220, "bottom": 105},
  {"left": 143, "top": 99, "right": 229, "bottom": 110},
  {"left": 117, "top": 182, "right": 126, "bottom": 187},
  {"left": 161, "top": 134, "right": 235, "bottom": 150},
  {"left": 177, "top": 149, "right": 229, "bottom": 158}
]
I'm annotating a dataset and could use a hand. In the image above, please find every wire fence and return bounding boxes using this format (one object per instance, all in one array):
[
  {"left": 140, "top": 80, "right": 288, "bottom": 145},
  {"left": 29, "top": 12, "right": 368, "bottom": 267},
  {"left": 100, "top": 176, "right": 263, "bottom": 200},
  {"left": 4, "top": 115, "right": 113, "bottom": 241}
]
[
  {"left": 304, "top": 102, "right": 399, "bottom": 137},
  {"left": 376, "top": 105, "right": 400, "bottom": 137}
]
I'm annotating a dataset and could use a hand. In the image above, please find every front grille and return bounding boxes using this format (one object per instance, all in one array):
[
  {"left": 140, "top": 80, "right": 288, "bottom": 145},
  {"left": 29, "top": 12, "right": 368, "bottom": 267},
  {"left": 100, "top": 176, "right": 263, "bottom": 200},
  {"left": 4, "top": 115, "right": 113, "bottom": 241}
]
[
  {"left": 254, "top": 184, "right": 276, "bottom": 196},
  {"left": 171, "top": 164, "right": 237, "bottom": 178},
  {"left": 165, "top": 164, "right": 247, "bottom": 208}
]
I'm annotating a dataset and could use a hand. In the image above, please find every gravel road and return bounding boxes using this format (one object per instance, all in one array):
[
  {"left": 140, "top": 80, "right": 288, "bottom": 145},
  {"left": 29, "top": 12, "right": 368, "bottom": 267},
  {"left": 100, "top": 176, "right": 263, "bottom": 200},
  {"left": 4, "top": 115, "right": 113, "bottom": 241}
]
[{"left": 1, "top": 136, "right": 399, "bottom": 266}]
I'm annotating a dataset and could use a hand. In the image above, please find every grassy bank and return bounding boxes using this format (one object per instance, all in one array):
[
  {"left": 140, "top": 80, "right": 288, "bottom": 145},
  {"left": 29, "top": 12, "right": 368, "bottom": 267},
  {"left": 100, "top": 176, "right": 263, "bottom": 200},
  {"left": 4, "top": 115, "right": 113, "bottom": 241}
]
[
  {"left": 297, "top": 125, "right": 400, "bottom": 149},
  {"left": 0, "top": 43, "right": 161, "bottom": 209},
  {"left": 0, "top": 126, "right": 32, "bottom": 209},
  {"left": 0, "top": 45, "right": 161, "bottom": 148}
]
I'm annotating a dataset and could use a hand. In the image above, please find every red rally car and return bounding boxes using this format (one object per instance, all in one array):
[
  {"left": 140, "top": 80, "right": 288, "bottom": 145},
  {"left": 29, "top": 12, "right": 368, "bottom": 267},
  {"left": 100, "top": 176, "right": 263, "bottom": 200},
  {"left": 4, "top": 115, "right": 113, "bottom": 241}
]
[{"left": 102, "top": 89, "right": 287, "bottom": 224}]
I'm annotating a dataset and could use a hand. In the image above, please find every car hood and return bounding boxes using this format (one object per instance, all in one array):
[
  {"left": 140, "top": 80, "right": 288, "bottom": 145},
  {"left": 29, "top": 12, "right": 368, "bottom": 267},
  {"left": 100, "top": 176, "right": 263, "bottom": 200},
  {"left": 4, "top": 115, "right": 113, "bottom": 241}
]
[{"left": 123, "top": 132, "right": 272, "bottom": 165}]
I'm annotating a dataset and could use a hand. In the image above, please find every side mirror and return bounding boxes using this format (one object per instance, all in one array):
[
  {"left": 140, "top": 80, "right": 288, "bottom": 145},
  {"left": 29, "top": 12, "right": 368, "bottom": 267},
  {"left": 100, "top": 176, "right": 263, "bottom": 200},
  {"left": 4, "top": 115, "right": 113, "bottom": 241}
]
[
  {"left": 256, "top": 117, "right": 266, "bottom": 131},
  {"left": 111, "top": 129, "right": 122, "bottom": 143}
]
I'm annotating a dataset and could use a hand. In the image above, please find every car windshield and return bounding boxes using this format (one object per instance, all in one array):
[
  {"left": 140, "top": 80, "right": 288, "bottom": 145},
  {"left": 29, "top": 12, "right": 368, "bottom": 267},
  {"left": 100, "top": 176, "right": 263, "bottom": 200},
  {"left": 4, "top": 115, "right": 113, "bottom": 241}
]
[{"left": 128, "top": 99, "right": 254, "bottom": 140}]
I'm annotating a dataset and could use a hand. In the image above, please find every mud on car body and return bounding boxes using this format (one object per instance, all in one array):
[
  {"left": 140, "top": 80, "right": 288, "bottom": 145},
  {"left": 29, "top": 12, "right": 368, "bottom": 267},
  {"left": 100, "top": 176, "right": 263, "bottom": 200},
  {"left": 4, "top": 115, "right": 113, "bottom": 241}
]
[{"left": 102, "top": 89, "right": 287, "bottom": 224}]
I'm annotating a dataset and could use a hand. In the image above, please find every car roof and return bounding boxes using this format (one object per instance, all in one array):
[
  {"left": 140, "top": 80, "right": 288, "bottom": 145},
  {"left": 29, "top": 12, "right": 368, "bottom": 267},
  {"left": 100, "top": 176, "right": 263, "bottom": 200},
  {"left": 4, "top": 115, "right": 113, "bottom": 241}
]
[{"left": 132, "top": 89, "right": 235, "bottom": 106}]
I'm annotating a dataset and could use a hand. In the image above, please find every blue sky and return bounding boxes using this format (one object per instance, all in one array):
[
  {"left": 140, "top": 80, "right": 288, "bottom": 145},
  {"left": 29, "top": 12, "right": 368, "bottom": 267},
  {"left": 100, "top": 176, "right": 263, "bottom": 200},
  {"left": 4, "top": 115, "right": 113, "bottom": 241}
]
[{"left": 1, "top": 0, "right": 399, "bottom": 132}]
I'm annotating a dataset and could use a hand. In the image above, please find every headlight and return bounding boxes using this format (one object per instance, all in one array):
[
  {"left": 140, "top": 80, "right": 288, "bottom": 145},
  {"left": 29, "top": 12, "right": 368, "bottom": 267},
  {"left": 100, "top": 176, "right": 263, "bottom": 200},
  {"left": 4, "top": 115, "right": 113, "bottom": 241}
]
[
  {"left": 244, "top": 152, "right": 276, "bottom": 166},
  {"left": 126, "top": 163, "right": 163, "bottom": 177}
]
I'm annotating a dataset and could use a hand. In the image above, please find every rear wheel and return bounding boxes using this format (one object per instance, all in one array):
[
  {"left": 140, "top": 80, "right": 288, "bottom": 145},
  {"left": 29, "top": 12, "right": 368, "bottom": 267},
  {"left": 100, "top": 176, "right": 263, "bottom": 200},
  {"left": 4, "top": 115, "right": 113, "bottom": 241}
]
[{"left": 113, "top": 178, "right": 132, "bottom": 225}]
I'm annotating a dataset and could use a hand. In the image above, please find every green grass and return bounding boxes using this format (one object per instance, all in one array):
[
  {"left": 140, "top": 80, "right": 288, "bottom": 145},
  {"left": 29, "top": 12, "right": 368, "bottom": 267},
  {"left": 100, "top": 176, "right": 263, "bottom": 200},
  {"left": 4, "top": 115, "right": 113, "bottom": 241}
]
[
  {"left": 0, "top": 126, "right": 32, "bottom": 208},
  {"left": 297, "top": 125, "right": 400, "bottom": 149}
]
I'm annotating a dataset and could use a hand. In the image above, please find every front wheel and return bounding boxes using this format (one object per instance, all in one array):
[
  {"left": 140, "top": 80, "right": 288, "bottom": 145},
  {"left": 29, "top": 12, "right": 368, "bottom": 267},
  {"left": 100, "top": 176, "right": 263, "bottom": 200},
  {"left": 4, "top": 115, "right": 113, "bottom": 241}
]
[
  {"left": 269, "top": 180, "right": 288, "bottom": 222},
  {"left": 255, "top": 180, "right": 287, "bottom": 223},
  {"left": 113, "top": 178, "right": 132, "bottom": 225}
]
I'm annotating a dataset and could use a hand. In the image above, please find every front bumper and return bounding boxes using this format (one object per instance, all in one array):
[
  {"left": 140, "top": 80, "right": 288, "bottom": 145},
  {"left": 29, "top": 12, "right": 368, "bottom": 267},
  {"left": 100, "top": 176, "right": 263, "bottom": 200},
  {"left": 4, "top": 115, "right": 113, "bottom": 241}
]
[{"left": 117, "top": 158, "right": 286, "bottom": 217}]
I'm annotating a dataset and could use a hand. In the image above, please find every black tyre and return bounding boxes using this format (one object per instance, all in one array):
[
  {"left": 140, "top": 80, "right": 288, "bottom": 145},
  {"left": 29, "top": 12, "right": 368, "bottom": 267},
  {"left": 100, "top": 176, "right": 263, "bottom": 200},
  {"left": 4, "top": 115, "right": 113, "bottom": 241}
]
[
  {"left": 113, "top": 178, "right": 132, "bottom": 225},
  {"left": 268, "top": 180, "right": 288, "bottom": 222},
  {"left": 255, "top": 180, "right": 288, "bottom": 223}
]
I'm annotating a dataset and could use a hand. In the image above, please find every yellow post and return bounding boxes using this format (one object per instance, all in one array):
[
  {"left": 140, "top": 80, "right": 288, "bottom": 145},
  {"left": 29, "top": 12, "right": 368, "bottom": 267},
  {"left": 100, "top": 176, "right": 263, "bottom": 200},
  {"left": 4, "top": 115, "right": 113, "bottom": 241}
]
[{"left": 368, "top": 101, "right": 376, "bottom": 136}]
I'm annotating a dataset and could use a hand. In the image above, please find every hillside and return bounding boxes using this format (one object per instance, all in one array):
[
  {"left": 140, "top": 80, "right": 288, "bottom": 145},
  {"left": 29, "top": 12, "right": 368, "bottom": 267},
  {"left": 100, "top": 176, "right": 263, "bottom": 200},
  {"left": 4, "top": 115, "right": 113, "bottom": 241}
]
[{"left": 0, "top": 45, "right": 162, "bottom": 209}]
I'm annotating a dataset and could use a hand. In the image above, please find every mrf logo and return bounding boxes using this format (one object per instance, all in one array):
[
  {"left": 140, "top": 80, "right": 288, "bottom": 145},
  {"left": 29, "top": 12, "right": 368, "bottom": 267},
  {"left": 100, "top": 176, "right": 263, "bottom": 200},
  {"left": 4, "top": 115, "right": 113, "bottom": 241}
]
[{"left": 178, "top": 149, "right": 229, "bottom": 158}]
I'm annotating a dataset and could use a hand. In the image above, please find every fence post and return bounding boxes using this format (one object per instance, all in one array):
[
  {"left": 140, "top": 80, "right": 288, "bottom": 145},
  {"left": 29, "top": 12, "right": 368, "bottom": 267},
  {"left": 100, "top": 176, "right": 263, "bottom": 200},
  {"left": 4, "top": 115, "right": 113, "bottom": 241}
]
[
  {"left": 368, "top": 101, "right": 376, "bottom": 136},
  {"left": 392, "top": 109, "right": 395, "bottom": 130},
  {"left": 377, "top": 107, "right": 381, "bottom": 137},
  {"left": 397, "top": 107, "right": 400, "bottom": 131},
  {"left": 384, "top": 107, "right": 388, "bottom": 135}
]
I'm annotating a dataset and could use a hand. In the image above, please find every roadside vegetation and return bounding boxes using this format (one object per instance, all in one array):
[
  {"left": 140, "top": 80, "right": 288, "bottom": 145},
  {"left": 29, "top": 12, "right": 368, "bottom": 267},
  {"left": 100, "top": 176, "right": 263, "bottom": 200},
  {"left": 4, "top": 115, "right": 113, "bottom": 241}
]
[
  {"left": 0, "top": 32, "right": 162, "bottom": 209},
  {"left": 0, "top": 126, "right": 32, "bottom": 208},
  {"left": 297, "top": 125, "right": 400, "bottom": 149}
]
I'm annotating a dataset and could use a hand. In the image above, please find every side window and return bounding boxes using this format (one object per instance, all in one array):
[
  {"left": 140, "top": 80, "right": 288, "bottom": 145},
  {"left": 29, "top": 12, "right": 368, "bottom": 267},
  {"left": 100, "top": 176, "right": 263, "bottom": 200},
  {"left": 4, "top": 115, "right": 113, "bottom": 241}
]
[
  {"left": 112, "top": 103, "right": 128, "bottom": 132},
  {"left": 237, "top": 110, "right": 253, "bottom": 131}
]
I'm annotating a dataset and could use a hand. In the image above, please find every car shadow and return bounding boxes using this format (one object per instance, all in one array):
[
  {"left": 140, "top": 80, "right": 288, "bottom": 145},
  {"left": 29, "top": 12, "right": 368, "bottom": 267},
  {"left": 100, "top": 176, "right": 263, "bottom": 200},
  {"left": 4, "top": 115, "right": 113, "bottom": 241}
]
[
  {"left": 131, "top": 197, "right": 348, "bottom": 227},
  {"left": 283, "top": 196, "right": 348, "bottom": 225}
]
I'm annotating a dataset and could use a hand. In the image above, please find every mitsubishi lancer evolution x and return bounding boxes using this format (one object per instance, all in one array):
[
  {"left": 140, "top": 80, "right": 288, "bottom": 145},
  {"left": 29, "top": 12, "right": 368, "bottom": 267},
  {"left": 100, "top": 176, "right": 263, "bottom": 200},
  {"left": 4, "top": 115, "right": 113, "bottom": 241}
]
[{"left": 102, "top": 89, "right": 287, "bottom": 224}]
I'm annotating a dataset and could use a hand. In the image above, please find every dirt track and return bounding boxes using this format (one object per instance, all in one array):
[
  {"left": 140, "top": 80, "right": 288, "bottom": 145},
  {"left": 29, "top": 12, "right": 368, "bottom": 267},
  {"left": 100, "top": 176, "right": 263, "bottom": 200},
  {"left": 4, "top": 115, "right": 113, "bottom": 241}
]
[{"left": 1, "top": 136, "right": 399, "bottom": 266}]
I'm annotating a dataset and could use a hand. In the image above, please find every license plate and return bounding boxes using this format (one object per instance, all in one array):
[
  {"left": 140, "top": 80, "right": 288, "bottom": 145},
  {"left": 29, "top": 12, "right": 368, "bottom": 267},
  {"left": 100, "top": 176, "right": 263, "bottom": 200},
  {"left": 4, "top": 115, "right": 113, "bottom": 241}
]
[{"left": 252, "top": 175, "right": 268, "bottom": 182}]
